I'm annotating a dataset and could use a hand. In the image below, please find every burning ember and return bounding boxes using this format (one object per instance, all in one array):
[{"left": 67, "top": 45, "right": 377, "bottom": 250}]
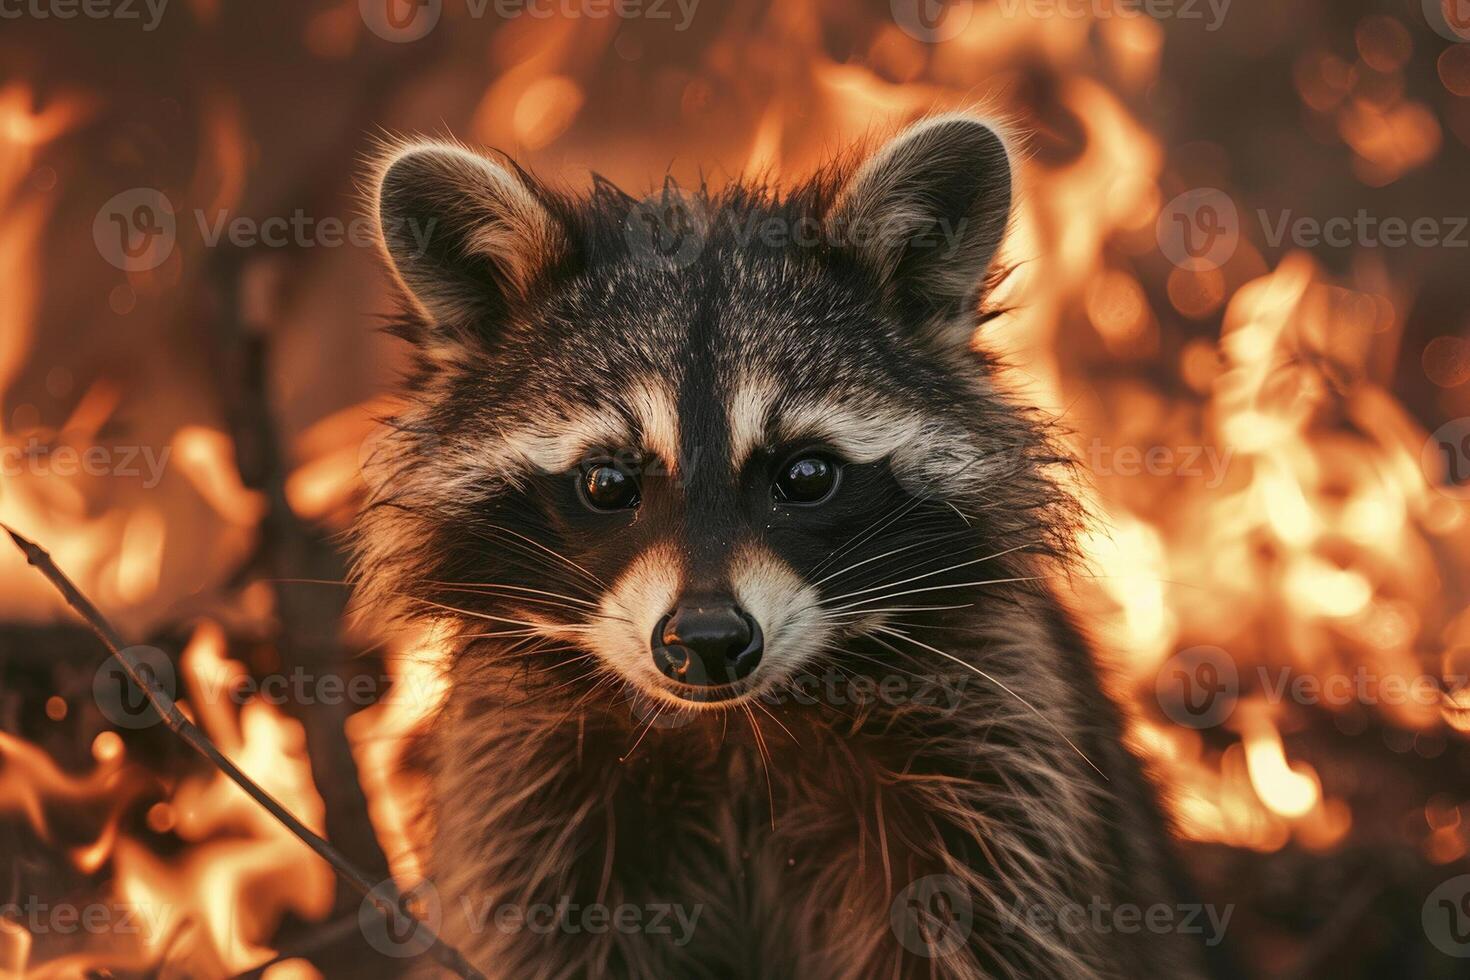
[{"left": 1, "top": 0, "right": 1468, "bottom": 976}]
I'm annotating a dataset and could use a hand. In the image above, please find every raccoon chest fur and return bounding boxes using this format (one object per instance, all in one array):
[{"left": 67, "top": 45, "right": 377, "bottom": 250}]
[{"left": 353, "top": 117, "right": 1221, "bottom": 979}]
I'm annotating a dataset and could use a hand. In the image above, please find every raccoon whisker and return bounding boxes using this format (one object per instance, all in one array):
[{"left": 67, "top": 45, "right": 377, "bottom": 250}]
[
  {"left": 825, "top": 575, "right": 1048, "bottom": 613},
  {"left": 827, "top": 647, "right": 936, "bottom": 687},
  {"left": 810, "top": 527, "right": 978, "bottom": 589},
  {"left": 819, "top": 602, "right": 973, "bottom": 620},
  {"left": 458, "top": 533, "right": 605, "bottom": 598},
  {"left": 428, "top": 581, "right": 600, "bottom": 608},
  {"left": 472, "top": 523, "right": 607, "bottom": 589},
  {"left": 820, "top": 543, "right": 1035, "bottom": 607},
  {"left": 742, "top": 703, "right": 777, "bottom": 832},
  {"left": 751, "top": 698, "right": 799, "bottom": 746},
  {"left": 809, "top": 493, "right": 932, "bottom": 577},
  {"left": 619, "top": 705, "right": 665, "bottom": 763},
  {"left": 404, "top": 596, "right": 554, "bottom": 627},
  {"left": 870, "top": 625, "right": 1107, "bottom": 781}
]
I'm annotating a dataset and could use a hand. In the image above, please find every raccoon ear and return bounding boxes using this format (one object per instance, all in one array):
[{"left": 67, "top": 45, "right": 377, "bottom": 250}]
[
  {"left": 373, "top": 140, "right": 568, "bottom": 338},
  {"left": 826, "top": 114, "right": 1013, "bottom": 347}
]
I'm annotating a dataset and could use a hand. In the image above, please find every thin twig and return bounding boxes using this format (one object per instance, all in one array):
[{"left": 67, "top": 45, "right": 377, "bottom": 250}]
[{"left": 3, "top": 524, "right": 483, "bottom": 980}]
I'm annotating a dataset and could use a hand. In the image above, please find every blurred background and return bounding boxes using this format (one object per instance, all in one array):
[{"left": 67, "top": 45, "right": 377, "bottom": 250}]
[{"left": 1, "top": 0, "right": 1469, "bottom": 976}]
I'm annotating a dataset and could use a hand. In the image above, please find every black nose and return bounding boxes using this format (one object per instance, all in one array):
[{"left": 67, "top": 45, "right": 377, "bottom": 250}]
[{"left": 652, "top": 597, "right": 764, "bottom": 687}]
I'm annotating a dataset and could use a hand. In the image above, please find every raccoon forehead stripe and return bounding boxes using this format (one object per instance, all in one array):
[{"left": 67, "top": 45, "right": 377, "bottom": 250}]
[
  {"left": 494, "top": 378, "right": 681, "bottom": 475},
  {"left": 727, "top": 377, "right": 982, "bottom": 490}
]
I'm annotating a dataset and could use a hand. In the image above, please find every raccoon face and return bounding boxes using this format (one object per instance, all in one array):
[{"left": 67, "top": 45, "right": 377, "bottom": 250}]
[{"left": 355, "top": 116, "right": 1059, "bottom": 714}]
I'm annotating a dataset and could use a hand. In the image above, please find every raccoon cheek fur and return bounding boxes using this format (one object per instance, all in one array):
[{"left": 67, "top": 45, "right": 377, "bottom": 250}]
[{"left": 352, "top": 116, "right": 1224, "bottom": 979}]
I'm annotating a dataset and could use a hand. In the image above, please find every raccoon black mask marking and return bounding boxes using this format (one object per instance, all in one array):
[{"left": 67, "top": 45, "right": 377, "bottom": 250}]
[{"left": 353, "top": 115, "right": 1221, "bottom": 979}]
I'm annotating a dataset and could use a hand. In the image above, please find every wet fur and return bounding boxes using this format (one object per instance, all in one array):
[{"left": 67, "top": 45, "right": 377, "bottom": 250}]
[{"left": 352, "top": 118, "right": 1216, "bottom": 978}]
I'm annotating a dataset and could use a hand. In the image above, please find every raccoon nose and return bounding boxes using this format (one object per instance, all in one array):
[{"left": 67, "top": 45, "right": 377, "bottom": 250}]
[{"left": 652, "top": 597, "right": 764, "bottom": 687}]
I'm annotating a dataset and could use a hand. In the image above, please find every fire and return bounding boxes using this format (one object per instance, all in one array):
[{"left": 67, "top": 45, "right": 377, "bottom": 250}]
[{"left": 2, "top": 3, "right": 1467, "bottom": 974}]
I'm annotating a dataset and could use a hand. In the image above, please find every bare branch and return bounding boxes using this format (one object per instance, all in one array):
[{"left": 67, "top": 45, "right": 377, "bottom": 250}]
[{"left": 3, "top": 524, "right": 483, "bottom": 980}]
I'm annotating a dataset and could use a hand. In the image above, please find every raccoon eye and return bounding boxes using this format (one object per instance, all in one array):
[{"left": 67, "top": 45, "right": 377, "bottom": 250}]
[
  {"left": 774, "top": 453, "right": 840, "bottom": 505},
  {"left": 580, "top": 461, "right": 641, "bottom": 512}
]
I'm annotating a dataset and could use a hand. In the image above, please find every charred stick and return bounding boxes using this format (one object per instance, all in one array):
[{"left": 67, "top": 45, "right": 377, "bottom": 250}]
[{"left": 3, "top": 525, "right": 483, "bottom": 980}]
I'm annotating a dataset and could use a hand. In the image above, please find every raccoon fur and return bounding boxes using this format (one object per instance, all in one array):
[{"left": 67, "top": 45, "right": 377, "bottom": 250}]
[{"left": 351, "top": 114, "right": 1219, "bottom": 979}]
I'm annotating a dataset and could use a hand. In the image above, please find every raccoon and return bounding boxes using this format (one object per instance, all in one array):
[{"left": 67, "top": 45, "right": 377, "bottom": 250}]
[{"left": 352, "top": 115, "right": 1219, "bottom": 979}]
